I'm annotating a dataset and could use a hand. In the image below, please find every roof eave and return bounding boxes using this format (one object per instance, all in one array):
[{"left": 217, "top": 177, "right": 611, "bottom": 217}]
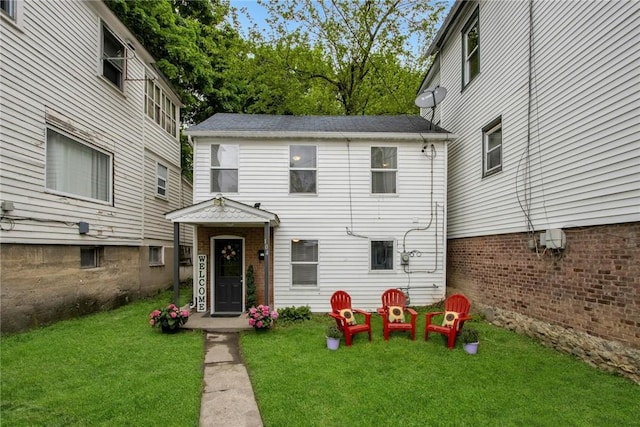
[{"left": 185, "top": 130, "right": 456, "bottom": 141}]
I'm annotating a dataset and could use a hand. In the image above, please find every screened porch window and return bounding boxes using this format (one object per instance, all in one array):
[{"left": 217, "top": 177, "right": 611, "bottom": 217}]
[
  {"left": 211, "top": 144, "right": 238, "bottom": 193},
  {"left": 291, "top": 240, "right": 318, "bottom": 286},
  {"left": 371, "top": 147, "right": 397, "bottom": 194},
  {"left": 46, "top": 128, "right": 112, "bottom": 203}
]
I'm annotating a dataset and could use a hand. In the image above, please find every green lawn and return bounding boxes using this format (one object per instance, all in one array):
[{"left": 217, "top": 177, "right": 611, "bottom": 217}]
[
  {"left": 1, "top": 291, "right": 203, "bottom": 426},
  {"left": 240, "top": 313, "right": 640, "bottom": 427},
  {"left": 2, "top": 298, "right": 638, "bottom": 426}
]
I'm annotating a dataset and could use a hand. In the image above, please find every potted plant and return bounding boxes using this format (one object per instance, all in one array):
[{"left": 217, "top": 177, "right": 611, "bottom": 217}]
[
  {"left": 149, "top": 303, "right": 189, "bottom": 333},
  {"left": 460, "top": 327, "right": 479, "bottom": 354},
  {"left": 247, "top": 304, "right": 279, "bottom": 331},
  {"left": 326, "top": 324, "right": 342, "bottom": 350}
]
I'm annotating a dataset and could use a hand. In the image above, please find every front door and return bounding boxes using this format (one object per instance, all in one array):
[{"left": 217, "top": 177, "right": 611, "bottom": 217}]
[{"left": 213, "top": 238, "right": 243, "bottom": 313}]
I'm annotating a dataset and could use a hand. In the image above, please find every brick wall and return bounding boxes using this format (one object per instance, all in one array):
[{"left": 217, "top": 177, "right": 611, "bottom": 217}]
[
  {"left": 196, "top": 227, "right": 274, "bottom": 308},
  {"left": 447, "top": 222, "right": 640, "bottom": 349}
]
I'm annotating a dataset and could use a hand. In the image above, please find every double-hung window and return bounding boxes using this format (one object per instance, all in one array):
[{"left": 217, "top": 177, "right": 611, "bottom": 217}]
[
  {"left": 483, "top": 117, "right": 502, "bottom": 177},
  {"left": 371, "top": 147, "right": 397, "bottom": 194},
  {"left": 156, "top": 163, "right": 168, "bottom": 198},
  {"left": 211, "top": 144, "right": 238, "bottom": 193},
  {"left": 462, "top": 7, "right": 480, "bottom": 88},
  {"left": 371, "top": 240, "right": 394, "bottom": 270},
  {"left": 46, "top": 128, "right": 112, "bottom": 203},
  {"left": 101, "top": 23, "right": 125, "bottom": 90},
  {"left": 289, "top": 145, "right": 317, "bottom": 193},
  {"left": 291, "top": 240, "right": 318, "bottom": 286}
]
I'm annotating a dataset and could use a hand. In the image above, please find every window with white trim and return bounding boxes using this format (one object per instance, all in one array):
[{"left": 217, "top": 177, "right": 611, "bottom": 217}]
[
  {"left": 156, "top": 163, "right": 168, "bottom": 198},
  {"left": 371, "top": 147, "right": 397, "bottom": 194},
  {"left": 46, "top": 128, "right": 112, "bottom": 203},
  {"left": 291, "top": 240, "right": 318, "bottom": 286},
  {"left": 462, "top": 7, "right": 480, "bottom": 88},
  {"left": 289, "top": 145, "right": 317, "bottom": 193},
  {"left": 149, "top": 246, "right": 164, "bottom": 266},
  {"left": 101, "top": 23, "right": 125, "bottom": 90},
  {"left": 483, "top": 117, "right": 502, "bottom": 177},
  {"left": 0, "top": 0, "right": 15, "bottom": 19},
  {"left": 371, "top": 240, "right": 394, "bottom": 270},
  {"left": 145, "top": 78, "right": 177, "bottom": 137},
  {"left": 211, "top": 144, "right": 238, "bottom": 193}
]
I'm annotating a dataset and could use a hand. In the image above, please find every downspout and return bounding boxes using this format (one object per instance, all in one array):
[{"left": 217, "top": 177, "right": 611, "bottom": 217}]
[
  {"left": 173, "top": 221, "right": 180, "bottom": 305},
  {"left": 263, "top": 222, "right": 270, "bottom": 306}
]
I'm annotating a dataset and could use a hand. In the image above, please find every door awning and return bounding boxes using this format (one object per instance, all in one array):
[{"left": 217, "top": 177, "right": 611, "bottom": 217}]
[{"left": 165, "top": 196, "right": 280, "bottom": 227}]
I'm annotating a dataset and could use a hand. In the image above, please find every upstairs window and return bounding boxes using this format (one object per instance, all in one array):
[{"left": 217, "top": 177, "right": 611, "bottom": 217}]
[
  {"left": 291, "top": 240, "right": 318, "bottom": 286},
  {"left": 371, "top": 146, "right": 397, "bottom": 194},
  {"left": 462, "top": 7, "right": 480, "bottom": 88},
  {"left": 156, "top": 163, "right": 168, "bottom": 198},
  {"left": 483, "top": 117, "right": 502, "bottom": 177},
  {"left": 101, "top": 23, "right": 125, "bottom": 90},
  {"left": 46, "top": 128, "right": 112, "bottom": 203},
  {"left": 145, "top": 78, "right": 177, "bottom": 137},
  {"left": 211, "top": 144, "right": 238, "bottom": 193},
  {"left": 371, "top": 240, "right": 394, "bottom": 270},
  {"left": 289, "top": 145, "right": 317, "bottom": 194}
]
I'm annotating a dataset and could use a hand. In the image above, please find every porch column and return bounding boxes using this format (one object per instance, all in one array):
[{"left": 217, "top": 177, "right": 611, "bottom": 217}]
[
  {"left": 264, "top": 221, "right": 270, "bottom": 306},
  {"left": 173, "top": 221, "right": 180, "bottom": 305}
]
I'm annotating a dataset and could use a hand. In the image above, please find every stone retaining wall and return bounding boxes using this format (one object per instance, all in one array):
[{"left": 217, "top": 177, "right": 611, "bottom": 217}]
[{"left": 478, "top": 303, "right": 640, "bottom": 384}]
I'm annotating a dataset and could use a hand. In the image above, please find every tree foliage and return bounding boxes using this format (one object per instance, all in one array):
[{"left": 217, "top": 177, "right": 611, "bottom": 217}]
[{"left": 247, "top": 0, "right": 446, "bottom": 115}]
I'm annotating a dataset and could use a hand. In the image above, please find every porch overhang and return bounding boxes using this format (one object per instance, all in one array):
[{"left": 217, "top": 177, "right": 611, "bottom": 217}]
[{"left": 165, "top": 196, "right": 280, "bottom": 227}]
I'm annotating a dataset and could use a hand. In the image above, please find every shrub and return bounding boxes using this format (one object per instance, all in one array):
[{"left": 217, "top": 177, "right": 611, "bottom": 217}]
[{"left": 277, "top": 305, "right": 312, "bottom": 323}]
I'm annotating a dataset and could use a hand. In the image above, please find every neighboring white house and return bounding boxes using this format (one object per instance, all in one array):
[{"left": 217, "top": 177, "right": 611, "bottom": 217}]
[
  {"left": 167, "top": 113, "right": 454, "bottom": 314},
  {"left": 419, "top": 0, "right": 639, "bottom": 354},
  {"left": 0, "top": 0, "right": 192, "bottom": 333}
]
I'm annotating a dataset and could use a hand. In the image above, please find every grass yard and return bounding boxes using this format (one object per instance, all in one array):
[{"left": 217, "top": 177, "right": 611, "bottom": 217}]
[
  {"left": 240, "top": 313, "right": 640, "bottom": 427},
  {"left": 1, "top": 291, "right": 203, "bottom": 426}
]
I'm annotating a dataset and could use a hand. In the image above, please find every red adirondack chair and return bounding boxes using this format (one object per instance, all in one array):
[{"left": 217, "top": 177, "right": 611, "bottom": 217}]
[
  {"left": 328, "top": 291, "right": 372, "bottom": 346},
  {"left": 425, "top": 293, "right": 472, "bottom": 349},
  {"left": 377, "top": 288, "right": 417, "bottom": 340}
]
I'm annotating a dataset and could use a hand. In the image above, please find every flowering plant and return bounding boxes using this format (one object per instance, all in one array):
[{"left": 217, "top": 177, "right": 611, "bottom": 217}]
[
  {"left": 247, "top": 305, "right": 279, "bottom": 330},
  {"left": 149, "top": 303, "right": 189, "bottom": 331},
  {"left": 221, "top": 245, "right": 237, "bottom": 261}
]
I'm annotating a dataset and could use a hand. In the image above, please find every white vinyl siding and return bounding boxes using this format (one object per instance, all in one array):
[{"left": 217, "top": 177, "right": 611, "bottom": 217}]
[
  {"left": 0, "top": 0, "right": 183, "bottom": 247},
  {"left": 192, "top": 137, "right": 448, "bottom": 311},
  {"left": 434, "top": 0, "right": 640, "bottom": 238}
]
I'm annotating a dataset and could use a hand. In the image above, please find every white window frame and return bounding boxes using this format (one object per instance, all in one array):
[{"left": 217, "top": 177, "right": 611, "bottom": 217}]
[
  {"left": 101, "top": 22, "right": 125, "bottom": 91},
  {"left": 145, "top": 78, "right": 177, "bottom": 138},
  {"left": 45, "top": 127, "right": 113, "bottom": 204},
  {"left": 462, "top": 7, "right": 480, "bottom": 88},
  {"left": 370, "top": 240, "right": 395, "bottom": 271},
  {"left": 371, "top": 146, "right": 397, "bottom": 194},
  {"left": 483, "top": 117, "right": 502, "bottom": 177},
  {"left": 210, "top": 144, "right": 238, "bottom": 193},
  {"left": 289, "top": 145, "right": 317, "bottom": 194},
  {"left": 156, "top": 163, "right": 168, "bottom": 198},
  {"left": 291, "top": 240, "right": 318, "bottom": 287},
  {"left": 149, "top": 246, "right": 164, "bottom": 266},
  {"left": 0, "top": 0, "right": 23, "bottom": 27}
]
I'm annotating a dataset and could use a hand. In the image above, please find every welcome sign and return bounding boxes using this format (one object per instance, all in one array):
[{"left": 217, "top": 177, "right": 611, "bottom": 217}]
[{"left": 197, "top": 254, "right": 207, "bottom": 312}]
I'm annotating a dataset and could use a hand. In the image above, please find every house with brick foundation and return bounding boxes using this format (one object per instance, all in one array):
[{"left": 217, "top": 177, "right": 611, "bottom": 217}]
[
  {"left": 418, "top": 0, "right": 639, "bottom": 379},
  {"left": 166, "top": 113, "right": 454, "bottom": 315},
  {"left": 0, "top": 0, "right": 192, "bottom": 333}
]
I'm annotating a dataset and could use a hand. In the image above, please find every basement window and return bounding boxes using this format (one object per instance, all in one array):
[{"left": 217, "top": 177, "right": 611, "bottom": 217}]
[{"left": 81, "top": 247, "right": 103, "bottom": 269}]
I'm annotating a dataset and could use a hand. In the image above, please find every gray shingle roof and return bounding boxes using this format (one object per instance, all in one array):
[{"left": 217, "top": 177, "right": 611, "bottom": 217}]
[{"left": 187, "top": 113, "right": 448, "bottom": 134}]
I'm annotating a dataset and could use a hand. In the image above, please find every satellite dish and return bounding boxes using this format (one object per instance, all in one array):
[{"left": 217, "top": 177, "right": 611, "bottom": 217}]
[{"left": 414, "top": 86, "right": 447, "bottom": 108}]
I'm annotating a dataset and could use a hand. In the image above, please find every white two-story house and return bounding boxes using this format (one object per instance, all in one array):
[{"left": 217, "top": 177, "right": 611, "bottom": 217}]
[
  {"left": 0, "top": 0, "right": 192, "bottom": 333},
  {"left": 167, "top": 113, "right": 454, "bottom": 315},
  {"left": 419, "top": 0, "right": 639, "bottom": 359}
]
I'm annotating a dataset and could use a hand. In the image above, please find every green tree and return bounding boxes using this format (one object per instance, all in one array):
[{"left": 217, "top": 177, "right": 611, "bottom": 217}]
[{"left": 248, "top": 0, "right": 446, "bottom": 115}]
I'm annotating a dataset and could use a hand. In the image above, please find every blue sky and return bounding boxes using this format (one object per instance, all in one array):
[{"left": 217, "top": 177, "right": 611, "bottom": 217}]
[{"left": 229, "top": 0, "right": 455, "bottom": 38}]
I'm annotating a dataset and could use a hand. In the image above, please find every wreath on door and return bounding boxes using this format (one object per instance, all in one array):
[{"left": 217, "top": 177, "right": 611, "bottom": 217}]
[{"left": 221, "top": 245, "right": 237, "bottom": 262}]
